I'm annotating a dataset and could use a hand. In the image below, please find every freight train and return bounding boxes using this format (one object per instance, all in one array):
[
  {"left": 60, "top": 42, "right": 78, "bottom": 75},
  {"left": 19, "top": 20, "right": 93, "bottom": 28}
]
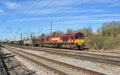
[{"left": 6, "top": 32, "right": 85, "bottom": 49}]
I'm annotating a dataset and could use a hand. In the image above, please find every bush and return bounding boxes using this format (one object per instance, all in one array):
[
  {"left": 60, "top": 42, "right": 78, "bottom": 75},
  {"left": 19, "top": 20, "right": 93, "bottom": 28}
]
[
  {"left": 85, "top": 36, "right": 120, "bottom": 50},
  {"left": 103, "top": 37, "right": 120, "bottom": 50},
  {"left": 85, "top": 36, "right": 105, "bottom": 50},
  {"left": 84, "top": 21, "right": 120, "bottom": 50}
]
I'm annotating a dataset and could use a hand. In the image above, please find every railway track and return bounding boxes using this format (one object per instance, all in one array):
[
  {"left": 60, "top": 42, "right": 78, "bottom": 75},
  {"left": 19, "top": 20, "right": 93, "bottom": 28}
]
[
  {"left": 5, "top": 46, "right": 105, "bottom": 75},
  {"left": 8, "top": 44, "right": 120, "bottom": 55},
  {"left": 5, "top": 45, "right": 120, "bottom": 66}
]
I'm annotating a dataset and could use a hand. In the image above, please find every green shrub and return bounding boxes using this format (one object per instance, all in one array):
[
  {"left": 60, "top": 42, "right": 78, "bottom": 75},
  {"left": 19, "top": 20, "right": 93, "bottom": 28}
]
[
  {"left": 85, "top": 36, "right": 105, "bottom": 50},
  {"left": 85, "top": 36, "right": 120, "bottom": 50},
  {"left": 103, "top": 37, "right": 120, "bottom": 50}
]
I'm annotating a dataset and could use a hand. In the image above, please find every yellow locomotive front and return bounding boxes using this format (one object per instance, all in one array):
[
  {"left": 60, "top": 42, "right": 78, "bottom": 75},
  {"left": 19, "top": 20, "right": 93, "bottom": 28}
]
[{"left": 74, "top": 33, "right": 85, "bottom": 49}]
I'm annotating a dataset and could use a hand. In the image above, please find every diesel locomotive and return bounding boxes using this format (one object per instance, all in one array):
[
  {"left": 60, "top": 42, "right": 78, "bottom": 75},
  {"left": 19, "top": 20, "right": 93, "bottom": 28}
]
[{"left": 42, "top": 32, "right": 85, "bottom": 49}]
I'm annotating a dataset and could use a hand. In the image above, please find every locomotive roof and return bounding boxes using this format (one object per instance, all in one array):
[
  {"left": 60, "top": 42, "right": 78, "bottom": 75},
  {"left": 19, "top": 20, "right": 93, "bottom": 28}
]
[{"left": 45, "top": 32, "right": 84, "bottom": 38}]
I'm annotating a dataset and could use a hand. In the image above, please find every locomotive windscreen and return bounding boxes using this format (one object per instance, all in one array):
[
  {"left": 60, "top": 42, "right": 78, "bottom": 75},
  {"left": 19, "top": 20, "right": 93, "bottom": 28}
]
[
  {"left": 75, "top": 36, "right": 84, "bottom": 39},
  {"left": 75, "top": 32, "right": 84, "bottom": 39}
]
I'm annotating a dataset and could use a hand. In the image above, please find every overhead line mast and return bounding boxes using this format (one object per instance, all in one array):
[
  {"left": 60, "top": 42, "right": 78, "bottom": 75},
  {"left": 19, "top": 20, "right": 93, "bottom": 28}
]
[
  {"left": 21, "top": 33, "right": 22, "bottom": 41},
  {"left": 51, "top": 21, "right": 52, "bottom": 36}
]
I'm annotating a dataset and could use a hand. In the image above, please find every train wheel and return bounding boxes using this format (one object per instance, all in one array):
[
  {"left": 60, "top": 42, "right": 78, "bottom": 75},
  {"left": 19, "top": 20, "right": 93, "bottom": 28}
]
[
  {"left": 77, "top": 46, "right": 80, "bottom": 50},
  {"left": 80, "top": 46, "right": 84, "bottom": 50},
  {"left": 57, "top": 44, "right": 61, "bottom": 48},
  {"left": 70, "top": 46, "right": 74, "bottom": 50}
]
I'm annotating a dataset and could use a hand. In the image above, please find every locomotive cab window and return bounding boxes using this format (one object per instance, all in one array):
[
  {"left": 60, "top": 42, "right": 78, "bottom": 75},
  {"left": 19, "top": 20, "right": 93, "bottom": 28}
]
[{"left": 75, "top": 36, "right": 84, "bottom": 39}]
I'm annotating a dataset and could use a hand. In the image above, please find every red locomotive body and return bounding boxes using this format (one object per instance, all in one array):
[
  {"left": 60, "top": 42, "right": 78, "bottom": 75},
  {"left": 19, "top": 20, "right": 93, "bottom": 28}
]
[{"left": 42, "top": 32, "right": 85, "bottom": 49}]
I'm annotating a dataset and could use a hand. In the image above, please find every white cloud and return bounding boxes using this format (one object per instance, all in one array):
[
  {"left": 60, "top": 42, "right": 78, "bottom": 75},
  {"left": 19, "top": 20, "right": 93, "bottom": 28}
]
[
  {"left": 25, "top": 8, "right": 103, "bottom": 15},
  {"left": 13, "top": 0, "right": 96, "bottom": 14},
  {"left": 6, "top": 0, "right": 120, "bottom": 23},
  {"left": 0, "top": 9, "right": 4, "bottom": 13},
  {"left": 12, "top": 17, "right": 50, "bottom": 22},
  {"left": 10, "top": 13, "right": 120, "bottom": 22},
  {"left": 57, "top": 18, "right": 120, "bottom": 25},
  {"left": 91, "top": 14, "right": 120, "bottom": 18},
  {"left": 6, "top": 2, "right": 18, "bottom": 9},
  {"left": 5, "top": 0, "right": 113, "bottom": 15}
]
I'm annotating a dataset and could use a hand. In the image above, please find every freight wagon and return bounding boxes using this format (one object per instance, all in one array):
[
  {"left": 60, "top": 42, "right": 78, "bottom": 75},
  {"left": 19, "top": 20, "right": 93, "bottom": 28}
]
[
  {"left": 23, "top": 38, "right": 42, "bottom": 46},
  {"left": 23, "top": 39, "right": 33, "bottom": 46}
]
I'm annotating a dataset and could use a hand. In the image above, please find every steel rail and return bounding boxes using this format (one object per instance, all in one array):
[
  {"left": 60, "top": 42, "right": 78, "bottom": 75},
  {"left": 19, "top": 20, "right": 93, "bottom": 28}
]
[
  {"left": 5, "top": 45, "right": 120, "bottom": 66},
  {"left": 5, "top": 47, "right": 69, "bottom": 75},
  {"left": 5, "top": 46, "right": 105, "bottom": 75},
  {"left": 8, "top": 44, "right": 120, "bottom": 58},
  {"left": 7, "top": 44, "right": 120, "bottom": 54}
]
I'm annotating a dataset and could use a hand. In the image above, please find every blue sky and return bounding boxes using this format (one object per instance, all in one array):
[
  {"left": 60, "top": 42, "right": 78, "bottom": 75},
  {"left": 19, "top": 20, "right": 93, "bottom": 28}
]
[{"left": 0, "top": 0, "right": 120, "bottom": 41}]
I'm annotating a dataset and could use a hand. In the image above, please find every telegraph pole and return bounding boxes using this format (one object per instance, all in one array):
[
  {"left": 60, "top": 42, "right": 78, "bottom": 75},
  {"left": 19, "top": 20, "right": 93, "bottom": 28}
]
[
  {"left": 14, "top": 35, "right": 16, "bottom": 41},
  {"left": 21, "top": 33, "right": 22, "bottom": 40},
  {"left": 30, "top": 32, "right": 35, "bottom": 39},
  {"left": 51, "top": 21, "right": 52, "bottom": 36}
]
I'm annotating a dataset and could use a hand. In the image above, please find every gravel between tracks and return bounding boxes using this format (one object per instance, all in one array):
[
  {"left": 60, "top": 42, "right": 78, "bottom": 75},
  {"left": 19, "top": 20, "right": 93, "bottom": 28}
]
[
  {"left": 13, "top": 47, "right": 120, "bottom": 75},
  {"left": 83, "top": 51, "right": 120, "bottom": 57}
]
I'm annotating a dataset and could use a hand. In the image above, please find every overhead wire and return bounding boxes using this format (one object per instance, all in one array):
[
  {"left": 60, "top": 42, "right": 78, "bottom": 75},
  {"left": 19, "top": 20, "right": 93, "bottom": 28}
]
[
  {"left": 46, "top": 0, "right": 120, "bottom": 32},
  {"left": 91, "top": 0, "right": 120, "bottom": 10},
  {"left": 10, "top": 0, "right": 43, "bottom": 39},
  {"left": 53, "top": 0, "right": 120, "bottom": 14},
  {"left": 0, "top": 0, "right": 22, "bottom": 26},
  {"left": 19, "top": 0, "right": 55, "bottom": 32},
  {"left": 53, "top": 0, "right": 86, "bottom": 13},
  {"left": 3, "top": 0, "right": 119, "bottom": 40},
  {"left": 16, "top": 0, "right": 54, "bottom": 24},
  {"left": 43, "top": 0, "right": 87, "bottom": 31},
  {"left": 0, "top": 0, "right": 22, "bottom": 41},
  {"left": 16, "top": 0, "right": 43, "bottom": 21},
  {"left": 35, "top": 0, "right": 84, "bottom": 32},
  {"left": 15, "top": 0, "right": 55, "bottom": 39}
]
